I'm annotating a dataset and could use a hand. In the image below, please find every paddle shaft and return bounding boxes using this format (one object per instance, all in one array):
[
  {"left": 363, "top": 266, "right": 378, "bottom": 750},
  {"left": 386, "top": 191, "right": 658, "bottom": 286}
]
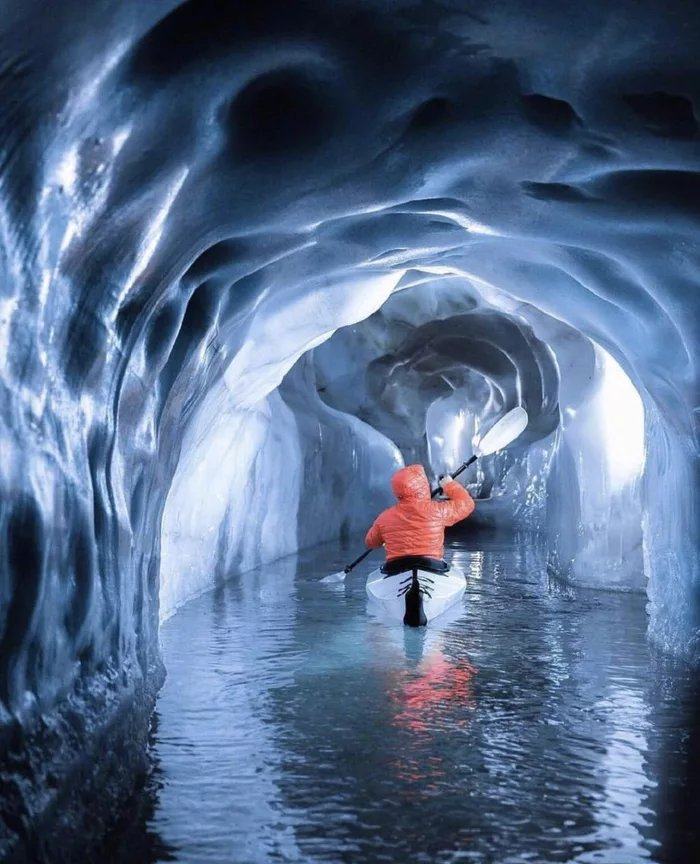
[{"left": 342, "top": 454, "right": 478, "bottom": 574}]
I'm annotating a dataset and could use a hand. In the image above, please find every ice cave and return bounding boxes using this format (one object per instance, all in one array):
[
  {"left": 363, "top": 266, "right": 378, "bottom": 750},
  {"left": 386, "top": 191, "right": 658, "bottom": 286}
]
[{"left": 0, "top": 1, "right": 698, "bottom": 862}]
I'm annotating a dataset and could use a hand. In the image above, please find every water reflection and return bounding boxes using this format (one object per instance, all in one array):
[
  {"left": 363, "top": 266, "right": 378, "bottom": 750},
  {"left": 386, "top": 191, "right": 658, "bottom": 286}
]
[
  {"left": 387, "top": 642, "right": 478, "bottom": 791},
  {"left": 100, "top": 711, "right": 179, "bottom": 863},
  {"left": 108, "top": 529, "right": 698, "bottom": 863},
  {"left": 390, "top": 644, "right": 478, "bottom": 733}
]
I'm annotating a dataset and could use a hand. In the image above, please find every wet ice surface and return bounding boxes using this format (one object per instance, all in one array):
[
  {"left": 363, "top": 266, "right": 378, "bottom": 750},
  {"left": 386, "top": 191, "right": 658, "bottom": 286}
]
[{"left": 109, "top": 530, "right": 698, "bottom": 863}]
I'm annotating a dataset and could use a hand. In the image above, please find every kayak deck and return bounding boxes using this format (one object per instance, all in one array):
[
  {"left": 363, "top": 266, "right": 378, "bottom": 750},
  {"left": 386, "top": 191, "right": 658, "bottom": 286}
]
[{"left": 366, "top": 564, "right": 466, "bottom": 625}]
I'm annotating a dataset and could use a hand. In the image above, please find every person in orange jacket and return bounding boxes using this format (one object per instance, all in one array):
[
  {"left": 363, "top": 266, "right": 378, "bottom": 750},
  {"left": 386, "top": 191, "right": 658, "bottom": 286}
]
[{"left": 364, "top": 464, "right": 475, "bottom": 564}]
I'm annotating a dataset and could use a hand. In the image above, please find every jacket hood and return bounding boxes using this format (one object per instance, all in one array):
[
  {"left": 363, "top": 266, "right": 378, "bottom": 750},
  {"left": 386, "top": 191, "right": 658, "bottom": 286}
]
[{"left": 391, "top": 464, "right": 430, "bottom": 501}]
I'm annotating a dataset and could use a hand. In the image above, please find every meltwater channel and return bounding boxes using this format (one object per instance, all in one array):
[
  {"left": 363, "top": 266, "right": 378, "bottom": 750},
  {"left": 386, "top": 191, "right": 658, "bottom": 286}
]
[{"left": 104, "top": 529, "right": 699, "bottom": 864}]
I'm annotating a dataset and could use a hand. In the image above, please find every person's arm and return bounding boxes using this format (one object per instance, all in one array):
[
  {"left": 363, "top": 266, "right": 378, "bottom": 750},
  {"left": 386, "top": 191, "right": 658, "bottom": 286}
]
[
  {"left": 365, "top": 518, "right": 384, "bottom": 548},
  {"left": 435, "top": 477, "right": 475, "bottom": 526}
]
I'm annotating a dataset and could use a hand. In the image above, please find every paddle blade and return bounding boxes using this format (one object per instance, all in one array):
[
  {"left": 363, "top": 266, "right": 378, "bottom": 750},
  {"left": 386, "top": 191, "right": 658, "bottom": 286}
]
[
  {"left": 321, "top": 571, "right": 347, "bottom": 584},
  {"left": 475, "top": 406, "right": 529, "bottom": 456}
]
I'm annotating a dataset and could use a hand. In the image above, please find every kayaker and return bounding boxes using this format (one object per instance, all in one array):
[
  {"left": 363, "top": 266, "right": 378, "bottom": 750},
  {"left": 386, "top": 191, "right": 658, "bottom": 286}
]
[{"left": 364, "top": 464, "right": 475, "bottom": 566}]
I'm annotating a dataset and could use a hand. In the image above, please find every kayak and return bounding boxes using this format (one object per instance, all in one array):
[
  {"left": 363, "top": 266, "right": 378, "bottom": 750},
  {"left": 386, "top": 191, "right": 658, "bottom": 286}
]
[{"left": 366, "top": 563, "right": 466, "bottom": 626}]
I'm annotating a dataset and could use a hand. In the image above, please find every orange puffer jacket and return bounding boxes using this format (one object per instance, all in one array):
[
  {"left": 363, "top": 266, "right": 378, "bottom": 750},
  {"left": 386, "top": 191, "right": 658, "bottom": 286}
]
[{"left": 365, "top": 464, "right": 475, "bottom": 561}]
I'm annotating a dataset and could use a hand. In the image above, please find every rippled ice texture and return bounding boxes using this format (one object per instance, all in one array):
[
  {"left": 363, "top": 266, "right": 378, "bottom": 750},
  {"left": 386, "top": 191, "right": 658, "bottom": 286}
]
[{"left": 108, "top": 531, "right": 699, "bottom": 864}]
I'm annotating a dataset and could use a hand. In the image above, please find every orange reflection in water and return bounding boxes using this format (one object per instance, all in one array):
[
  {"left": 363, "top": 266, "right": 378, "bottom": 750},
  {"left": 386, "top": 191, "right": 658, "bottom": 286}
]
[
  {"left": 386, "top": 649, "right": 478, "bottom": 789},
  {"left": 390, "top": 651, "right": 478, "bottom": 734}
]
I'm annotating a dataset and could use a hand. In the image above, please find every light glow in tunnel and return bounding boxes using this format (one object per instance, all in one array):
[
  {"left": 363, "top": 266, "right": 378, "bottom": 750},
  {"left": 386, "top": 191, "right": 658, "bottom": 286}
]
[
  {"left": 426, "top": 396, "right": 475, "bottom": 474},
  {"left": 594, "top": 346, "right": 646, "bottom": 492}
]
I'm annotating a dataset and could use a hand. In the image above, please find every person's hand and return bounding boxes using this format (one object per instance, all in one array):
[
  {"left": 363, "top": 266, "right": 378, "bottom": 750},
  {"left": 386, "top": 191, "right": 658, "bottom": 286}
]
[{"left": 439, "top": 474, "right": 454, "bottom": 491}]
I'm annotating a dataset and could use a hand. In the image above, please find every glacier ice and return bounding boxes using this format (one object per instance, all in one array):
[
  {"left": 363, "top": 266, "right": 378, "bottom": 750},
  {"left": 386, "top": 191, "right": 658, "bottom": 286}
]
[
  {"left": 0, "top": 0, "right": 698, "bottom": 855},
  {"left": 160, "top": 360, "right": 401, "bottom": 618}
]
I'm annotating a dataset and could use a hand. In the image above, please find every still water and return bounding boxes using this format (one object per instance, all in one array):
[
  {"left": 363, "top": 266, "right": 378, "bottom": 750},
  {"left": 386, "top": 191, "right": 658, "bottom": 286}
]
[{"left": 106, "top": 530, "right": 698, "bottom": 863}]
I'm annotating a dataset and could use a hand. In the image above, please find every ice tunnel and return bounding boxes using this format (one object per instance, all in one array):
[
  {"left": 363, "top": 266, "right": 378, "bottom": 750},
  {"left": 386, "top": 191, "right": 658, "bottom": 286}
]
[{"left": 0, "top": 0, "right": 698, "bottom": 859}]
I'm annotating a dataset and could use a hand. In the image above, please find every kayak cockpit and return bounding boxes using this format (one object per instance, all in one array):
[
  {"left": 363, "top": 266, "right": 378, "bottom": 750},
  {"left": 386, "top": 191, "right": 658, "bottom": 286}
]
[{"left": 366, "top": 556, "right": 466, "bottom": 627}]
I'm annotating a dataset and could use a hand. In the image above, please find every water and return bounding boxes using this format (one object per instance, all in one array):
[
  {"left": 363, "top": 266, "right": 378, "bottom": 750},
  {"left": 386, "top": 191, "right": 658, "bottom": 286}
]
[{"left": 105, "top": 530, "right": 699, "bottom": 863}]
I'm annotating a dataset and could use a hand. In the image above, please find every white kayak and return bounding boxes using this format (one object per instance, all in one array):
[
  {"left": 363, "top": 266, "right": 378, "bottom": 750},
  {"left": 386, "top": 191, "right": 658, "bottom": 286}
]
[{"left": 366, "top": 563, "right": 466, "bottom": 626}]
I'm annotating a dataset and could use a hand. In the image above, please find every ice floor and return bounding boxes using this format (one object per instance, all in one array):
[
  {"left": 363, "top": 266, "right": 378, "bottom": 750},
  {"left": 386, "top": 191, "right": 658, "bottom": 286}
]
[{"left": 103, "top": 529, "right": 699, "bottom": 864}]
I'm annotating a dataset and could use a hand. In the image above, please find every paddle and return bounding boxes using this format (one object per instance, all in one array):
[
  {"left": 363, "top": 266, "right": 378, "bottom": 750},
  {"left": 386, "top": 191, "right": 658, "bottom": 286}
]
[{"left": 321, "top": 406, "right": 529, "bottom": 583}]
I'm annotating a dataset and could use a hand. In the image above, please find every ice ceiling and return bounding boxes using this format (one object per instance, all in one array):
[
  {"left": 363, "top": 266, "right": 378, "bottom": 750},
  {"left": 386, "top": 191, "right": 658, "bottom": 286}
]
[{"left": 0, "top": 0, "right": 698, "bottom": 800}]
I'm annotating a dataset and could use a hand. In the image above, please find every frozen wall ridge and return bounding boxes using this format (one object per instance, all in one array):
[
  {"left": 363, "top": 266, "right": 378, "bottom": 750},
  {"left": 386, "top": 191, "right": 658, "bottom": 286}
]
[
  {"left": 0, "top": 0, "right": 698, "bottom": 854},
  {"left": 160, "top": 365, "right": 402, "bottom": 618}
]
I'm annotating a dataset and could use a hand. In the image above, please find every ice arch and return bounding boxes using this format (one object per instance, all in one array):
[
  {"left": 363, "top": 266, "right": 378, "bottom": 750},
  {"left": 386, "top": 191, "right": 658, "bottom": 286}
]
[{"left": 0, "top": 0, "right": 698, "bottom": 856}]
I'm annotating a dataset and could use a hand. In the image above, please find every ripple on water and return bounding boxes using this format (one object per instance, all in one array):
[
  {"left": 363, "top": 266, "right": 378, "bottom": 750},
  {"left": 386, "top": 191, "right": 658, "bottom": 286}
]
[{"left": 106, "top": 530, "right": 699, "bottom": 864}]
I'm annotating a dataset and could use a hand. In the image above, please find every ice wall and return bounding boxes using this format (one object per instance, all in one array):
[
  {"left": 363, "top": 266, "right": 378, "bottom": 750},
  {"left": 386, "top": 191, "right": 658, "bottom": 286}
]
[
  {"left": 546, "top": 346, "right": 646, "bottom": 590},
  {"left": 160, "top": 360, "right": 401, "bottom": 618},
  {"left": 0, "top": 0, "right": 698, "bottom": 854}
]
